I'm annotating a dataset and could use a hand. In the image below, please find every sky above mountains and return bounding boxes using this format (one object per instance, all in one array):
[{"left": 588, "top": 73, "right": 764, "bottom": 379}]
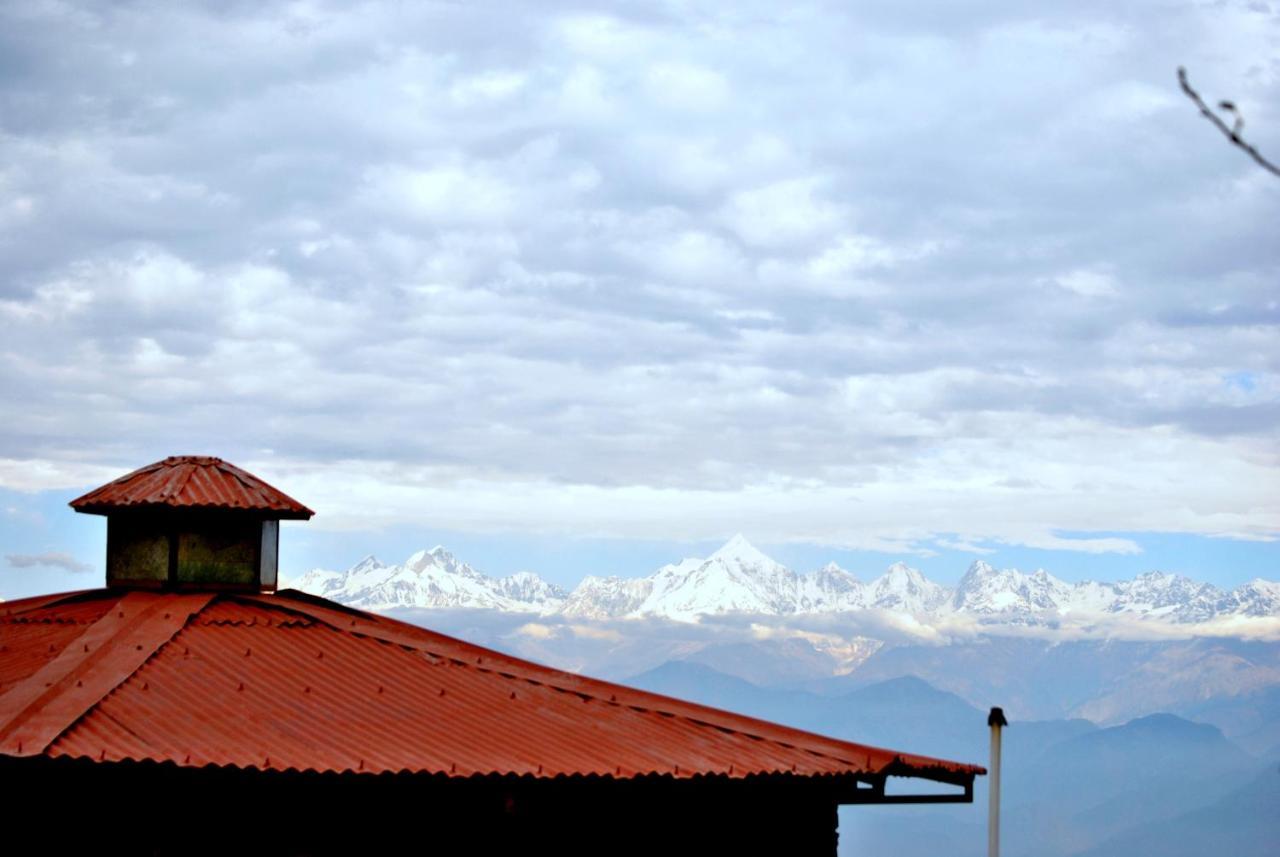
[{"left": 1, "top": 2, "right": 1277, "bottom": 596}]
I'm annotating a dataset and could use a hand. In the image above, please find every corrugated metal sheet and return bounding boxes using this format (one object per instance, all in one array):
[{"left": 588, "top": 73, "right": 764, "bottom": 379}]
[
  {"left": 0, "top": 589, "right": 983, "bottom": 783},
  {"left": 69, "top": 456, "right": 313, "bottom": 519},
  {"left": 0, "top": 594, "right": 114, "bottom": 695}
]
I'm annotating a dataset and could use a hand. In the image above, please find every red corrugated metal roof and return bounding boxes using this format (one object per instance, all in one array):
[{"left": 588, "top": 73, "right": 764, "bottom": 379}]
[
  {"left": 0, "top": 589, "right": 983, "bottom": 784},
  {"left": 69, "top": 456, "right": 313, "bottom": 519}
]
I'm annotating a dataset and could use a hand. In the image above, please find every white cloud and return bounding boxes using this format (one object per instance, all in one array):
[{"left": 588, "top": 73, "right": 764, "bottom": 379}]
[
  {"left": 5, "top": 552, "right": 93, "bottom": 573},
  {"left": 719, "top": 178, "right": 845, "bottom": 249},
  {"left": 643, "top": 62, "right": 730, "bottom": 112},
  {"left": 1052, "top": 268, "right": 1119, "bottom": 298},
  {"left": 0, "top": 0, "right": 1275, "bottom": 562}
]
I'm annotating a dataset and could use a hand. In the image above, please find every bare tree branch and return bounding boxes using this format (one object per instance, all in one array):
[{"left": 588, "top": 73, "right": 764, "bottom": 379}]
[{"left": 1177, "top": 66, "right": 1280, "bottom": 178}]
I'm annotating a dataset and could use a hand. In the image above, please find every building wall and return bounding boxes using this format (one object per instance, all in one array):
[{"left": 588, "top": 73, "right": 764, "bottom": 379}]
[
  {"left": 105, "top": 513, "right": 273, "bottom": 588},
  {"left": 2, "top": 756, "right": 843, "bottom": 855}
]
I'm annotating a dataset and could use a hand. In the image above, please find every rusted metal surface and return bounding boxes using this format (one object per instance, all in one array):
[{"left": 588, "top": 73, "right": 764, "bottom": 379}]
[
  {"left": 0, "top": 591, "right": 213, "bottom": 756},
  {"left": 0, "top": 594, "right": 113, "bottom": 694},
  {"left": 70, "top": 456, "right": 313, "bottom": 519},
  {"left": 0, "top": 589, "right": 984, "bottom": 786}
]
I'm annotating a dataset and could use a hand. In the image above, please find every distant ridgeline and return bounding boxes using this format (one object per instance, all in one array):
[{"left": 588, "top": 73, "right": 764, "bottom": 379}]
[{"left": 288, "top": 534, "right": 1279, "bottom": 626}]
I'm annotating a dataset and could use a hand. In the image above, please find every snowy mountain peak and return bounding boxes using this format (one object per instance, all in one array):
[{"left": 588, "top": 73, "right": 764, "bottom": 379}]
[
  {"left": 965, "top": 559, "right": 998, "bottom": 577},
  {"left": 1135, "top": 570, "right": 1172, "bottom": 584},
  {"left": 404, "top": 548, "right": 432, "bottom": 569},
  {"left": 819, "top": 561, "right": 854, "bottom": 579},
  {"left": 709, "top": 534, "right": 775, "bottom": 568},
  {"left": 868, "top": 562, "right": 949, "bottom": 613},
  {"left": 291, "top": 545, "right": 563, "bottom": 613},
  {"left": 882, "top": 562, "right": 929, "bottom": 587}
]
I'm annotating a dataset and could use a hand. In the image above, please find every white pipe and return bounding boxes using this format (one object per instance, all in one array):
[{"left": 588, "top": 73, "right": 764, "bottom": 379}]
[{"left": 988, "top": 706, "right": 1008, "bottom": 857}]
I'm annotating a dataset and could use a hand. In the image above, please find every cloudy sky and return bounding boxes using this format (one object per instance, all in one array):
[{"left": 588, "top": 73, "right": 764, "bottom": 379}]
[{"left": 1, "top": 1, "right": 1277, "bottom": 597}]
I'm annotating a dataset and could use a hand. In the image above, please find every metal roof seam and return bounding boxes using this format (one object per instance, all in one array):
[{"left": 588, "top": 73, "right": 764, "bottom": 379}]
[{"left": 173, "top": 463, "right": 197, "bottom": 502}]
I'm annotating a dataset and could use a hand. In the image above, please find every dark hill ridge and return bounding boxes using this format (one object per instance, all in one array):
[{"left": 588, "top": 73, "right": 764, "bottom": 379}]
[
  {"left": 1076, "top": 766, "right": 1280, "bottom": 857},
  {"left": 822, "top": 635, "right": 1280, "bottom": 729},
  {"left": 629, "top": 661, "right": 1089, "bottom": 767},
  {"left": 630, "top": 660, "right": 1270, "bottom": 857},
  {"left": 1003, "top": 712, "right": 1258, "bottom": 856}
]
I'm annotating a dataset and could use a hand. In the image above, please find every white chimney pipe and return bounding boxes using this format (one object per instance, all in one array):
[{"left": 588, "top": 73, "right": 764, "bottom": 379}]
[{"left": 988, "top": 706, "right": 1008, "bottom": 857}]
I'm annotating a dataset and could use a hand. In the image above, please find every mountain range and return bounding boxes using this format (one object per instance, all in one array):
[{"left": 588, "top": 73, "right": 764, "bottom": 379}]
[{"left": 288, "top": 534, "right": 1279, "bottom": 626}]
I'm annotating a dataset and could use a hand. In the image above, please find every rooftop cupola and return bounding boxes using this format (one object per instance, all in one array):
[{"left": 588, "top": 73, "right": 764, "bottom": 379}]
[{"left": 69, "top": 455, "right": 313, "bottom": 591}]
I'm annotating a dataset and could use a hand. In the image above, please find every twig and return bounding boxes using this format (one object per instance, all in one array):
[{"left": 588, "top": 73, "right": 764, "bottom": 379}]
[{"left": 1177, "top": 66, "right": 1280, "bottom": 178}]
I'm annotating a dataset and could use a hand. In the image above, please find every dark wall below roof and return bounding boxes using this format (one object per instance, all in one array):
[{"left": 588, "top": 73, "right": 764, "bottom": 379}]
[{"left": 3, "top": 755, "right": 844, "bottom": 857}]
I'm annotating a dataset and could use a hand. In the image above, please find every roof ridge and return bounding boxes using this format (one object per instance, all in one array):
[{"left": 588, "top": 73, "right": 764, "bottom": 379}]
[
  {"left": 0, "top": 591, "right": 213, "bottom": 757},
  {"left": 173, "top": 460, "right": 199, "bottom": 498},
  {"left": 217, "top": 459, "right": 275, "bottom": 506},
  {"left": 0, "top": 590, "right": 99, "bottom": 619}
]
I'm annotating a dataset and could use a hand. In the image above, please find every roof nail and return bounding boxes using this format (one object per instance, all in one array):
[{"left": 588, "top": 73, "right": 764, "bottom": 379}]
[
  {"left": 238, "top": 682, "right": 245, "bottom": 691},
  {"left": 510, "top": 692, "right": 516, "bottom": 700}
]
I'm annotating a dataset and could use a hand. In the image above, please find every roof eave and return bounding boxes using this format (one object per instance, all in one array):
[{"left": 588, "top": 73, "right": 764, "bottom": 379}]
[{"left": 68, "top": 501, "right": 314, "bottom": 520}]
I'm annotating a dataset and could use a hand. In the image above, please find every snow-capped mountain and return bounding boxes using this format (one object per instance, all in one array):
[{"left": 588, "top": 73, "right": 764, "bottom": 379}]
[
  {"left": 560, "top": 575, "right": 653, "bottom": 619},
  {"left": 630, "top": 534, "right": 801, "bottom": 622},
  {"left": 1217, "top": 578, "right": 1280, "bottom": 617},
  {"left": 866, "top": 561, "right": 952, "bottom": 613},
  {"left": 286, "top": 546, "right": 566, "bottom": 612},
  {"left": 1106, "top": 571, "right": 1224, "bottom": 622},
  {"left": 949, "top": 561, "right": 1244, "bottom": 623},
  {"left": 288, "top": 537, "right": 1278, "bottom": 627},
  {"left": 952, "top": 561, "right": 1073, "bottom": 615},
  {"left": 796, "top": 562, "right": 862, "bottom": 613}
]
